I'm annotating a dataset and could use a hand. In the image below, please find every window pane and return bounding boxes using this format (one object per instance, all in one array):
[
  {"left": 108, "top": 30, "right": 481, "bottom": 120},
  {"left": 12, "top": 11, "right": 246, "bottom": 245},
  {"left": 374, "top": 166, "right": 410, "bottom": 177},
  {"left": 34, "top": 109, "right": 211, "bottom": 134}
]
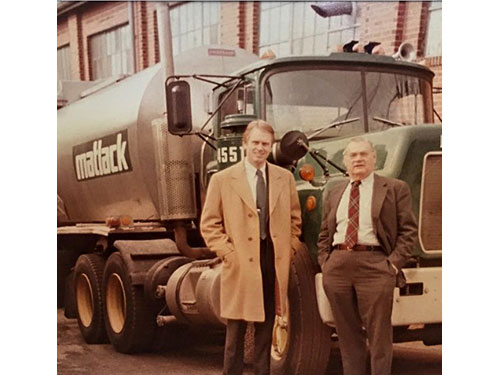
[
  {"left": 261, "top": 2, "right": 271, "bottom": 11},
  {"left": 430, "top": 1, "right": 442, "bottom": 11},
  {"left": 203, "top": 26, "right": 210, "bottom": 45},
  {"left": 425, "top": 7, "right": 442, "bottom": 56},
  {"left": 279, "top": 41, "right": 290, "bottom": 57},
  {"left": 180, "top": 6, "right": 187, "bottom": 33},
  {"left": 269, "top": 6, "right": 280, "bottom": 43},
  {"left": 180, "top": 33, "right": 188, "bottom": 52},
  {"left": 210, "top": 24, "right": 218, "bottom": 44},
  {"left": 194, "top": 28, "right": 202, "bottom": 46},
  {"left": 302, "top": 36, "right": 314, "bottom": 55},
  {"left": 314, "top": 33, "right": 327, "bottom": 54},
  {"left": 292, "top": 2, "right": 304, "bottom": 39},
  {"left": 210, "top": 2, "right": 219, "bottom": 24},
  {"left": 328, "top": 31, "right": 342, "bottom": 49},
  {"left": 280, "top": 4, "right": 290, "bottom": 42},
  {"left": 173, "top": 36, "right": 180, "bottom": 56},
  {"left": 171, "top": 8, "right": 179, "bottom": 36},
  {"left": 354, "top": 26, "right": 360, "bottom": 41},
  {"left": 315, "top": 13, "right": 328, "bottom": 33},
  {"left": 57, "top": 45, "right": 72, "bottom": 80},
  {"left": 292, "top": 38, "right": 302, "bottom": 55},
  {"left": 89, "top": 24, "right": 132, "bottom": 80},
  {"left": 187, "top": 3, "right": 194, "bottom": 31},
  {"left": 260, "top": 9, "right": 270, "bottom": 45},
  {"left": 303, "top": 7, "right": 315, "bottom": 36},
  {"left": 259, "top": 1, "right": 360, "bottom": 57},
  {"left": 193, "top": 2, "right": 202, "bottom": 27},
  {"left": 203, "top": 2, "right": 210, "bottom": 25},
  {"left": 330, "top": 15, "right": 341, "bottom": 29},
  {"left": 170, "top": 2, "right": 220, "bottom": 55},
  {"left": 341, "top": 28, "right": 355, "bottom": 44}
]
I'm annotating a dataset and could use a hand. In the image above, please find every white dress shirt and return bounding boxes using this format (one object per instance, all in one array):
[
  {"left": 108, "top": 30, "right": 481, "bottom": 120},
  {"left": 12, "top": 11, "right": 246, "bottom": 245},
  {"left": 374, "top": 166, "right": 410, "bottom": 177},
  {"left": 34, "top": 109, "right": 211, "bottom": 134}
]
[
  {"left": 244, "top": 158, "right": 267, "bottom": 205},
  {"left": 332, "top": 172, "right": 380, "bottom": 247}
]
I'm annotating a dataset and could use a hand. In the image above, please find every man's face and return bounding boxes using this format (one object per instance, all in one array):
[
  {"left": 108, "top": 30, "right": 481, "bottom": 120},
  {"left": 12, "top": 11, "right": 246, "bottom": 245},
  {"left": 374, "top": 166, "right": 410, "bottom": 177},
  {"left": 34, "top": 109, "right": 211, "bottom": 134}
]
[
  {"left": 243, "top": 128, "right": 273, "bottom": 169},
  {"left": 343, "top": 141, "right": 376, "bottom": 181}
]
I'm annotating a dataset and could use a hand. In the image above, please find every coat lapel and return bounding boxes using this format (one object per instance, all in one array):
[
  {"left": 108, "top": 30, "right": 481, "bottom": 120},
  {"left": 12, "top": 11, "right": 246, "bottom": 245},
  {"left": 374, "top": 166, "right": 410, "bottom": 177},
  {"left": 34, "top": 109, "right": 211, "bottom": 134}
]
[
  {"left": 268, "top": 164, "right": 285, "bottom": 215},
  {"left": 371, "top": 174, "right": 388, "bottom": 226},
  {"left": 229, "top": 161, "right": 258, "bottom": 214}
]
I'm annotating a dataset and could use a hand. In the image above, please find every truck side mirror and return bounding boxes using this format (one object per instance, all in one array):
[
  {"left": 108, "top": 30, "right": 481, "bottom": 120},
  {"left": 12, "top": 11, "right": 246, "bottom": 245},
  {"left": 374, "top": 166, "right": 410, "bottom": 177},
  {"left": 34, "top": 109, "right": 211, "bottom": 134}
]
[{"left": 166, "top": 80, "right": 193, "bottom": 135}]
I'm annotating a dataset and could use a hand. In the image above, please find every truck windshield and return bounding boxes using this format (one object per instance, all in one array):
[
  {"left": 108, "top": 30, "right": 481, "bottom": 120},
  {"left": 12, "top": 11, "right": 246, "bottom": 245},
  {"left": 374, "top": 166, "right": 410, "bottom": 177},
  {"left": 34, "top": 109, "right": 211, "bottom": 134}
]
[{"left": 263, "top": 68, "right": 433, "bottom": 139}]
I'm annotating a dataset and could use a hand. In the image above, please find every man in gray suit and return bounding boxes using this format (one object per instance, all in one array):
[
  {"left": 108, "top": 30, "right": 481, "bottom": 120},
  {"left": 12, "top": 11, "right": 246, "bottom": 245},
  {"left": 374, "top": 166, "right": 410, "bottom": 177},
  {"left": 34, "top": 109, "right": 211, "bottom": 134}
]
[{"left": 317, "top": 137, "right": 417, "bottom": 375}]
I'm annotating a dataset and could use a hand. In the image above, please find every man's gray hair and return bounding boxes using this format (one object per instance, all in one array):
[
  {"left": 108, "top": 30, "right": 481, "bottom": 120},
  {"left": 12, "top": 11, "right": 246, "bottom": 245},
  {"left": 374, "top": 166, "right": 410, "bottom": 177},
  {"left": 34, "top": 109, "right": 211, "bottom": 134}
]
[{"left": 343, "top": 137, "right": 375, "bottom": 156}]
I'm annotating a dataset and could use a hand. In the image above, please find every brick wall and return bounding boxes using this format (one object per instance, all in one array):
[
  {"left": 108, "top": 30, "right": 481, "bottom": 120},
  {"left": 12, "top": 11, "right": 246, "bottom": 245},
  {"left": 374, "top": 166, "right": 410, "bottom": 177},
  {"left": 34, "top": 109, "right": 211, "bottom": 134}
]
[
  {"left": 145, "top": 2, "right": 160, "bottom": 68},
  {"left": 67, "top": 13, "right": 84, "bottom": 80},
  {"left": 360, "top": 2, "right": 401, "bottom": 54},
  {"left": 359, "top": 2, "right": 441, "bottom": 120},
  {"left": 220, "top": 2, "right": 240, "bottom": 47},
  {"left": 134, "top": 1, "right": 147, "bottom": 72},
  {"left": 243, "top": 2, "right": 260, "bottom": 54},
  {"left": 57, "top": 19, "right": 69, "bottom": 47}
]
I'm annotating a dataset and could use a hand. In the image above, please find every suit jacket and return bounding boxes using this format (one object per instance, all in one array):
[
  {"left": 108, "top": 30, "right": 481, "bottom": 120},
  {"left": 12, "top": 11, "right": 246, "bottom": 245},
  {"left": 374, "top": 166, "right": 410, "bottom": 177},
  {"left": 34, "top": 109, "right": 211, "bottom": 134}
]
[
  {"left": 200, "top": 161, "right": 301, "bottom": 322},
  {"left": 317, "top": 173, "right": 417, "bottom": 272}
]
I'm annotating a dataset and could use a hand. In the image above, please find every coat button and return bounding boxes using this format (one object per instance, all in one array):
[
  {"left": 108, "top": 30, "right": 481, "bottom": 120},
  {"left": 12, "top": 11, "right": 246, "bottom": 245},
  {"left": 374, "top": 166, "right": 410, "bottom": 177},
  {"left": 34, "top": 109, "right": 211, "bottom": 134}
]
[
  {"left": 248, "top": 213, "right": 252, "bottom": 218},
  {"left": 249, "top": 257, "right": 253, "bottom": 262},
  {"left": 248, "top": 237, "right": 252, "bottom": 241}
]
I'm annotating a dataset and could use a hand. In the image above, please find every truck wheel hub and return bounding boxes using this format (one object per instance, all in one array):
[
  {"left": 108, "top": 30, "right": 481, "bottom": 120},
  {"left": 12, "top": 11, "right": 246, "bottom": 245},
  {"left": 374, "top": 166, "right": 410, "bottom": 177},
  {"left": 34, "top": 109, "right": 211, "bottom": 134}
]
[
  {"left": 76, "top": 273, "right": 94, "bottom": 327},
  {"left": 106, "top": 273, "right": 127, "bottom": 334}
]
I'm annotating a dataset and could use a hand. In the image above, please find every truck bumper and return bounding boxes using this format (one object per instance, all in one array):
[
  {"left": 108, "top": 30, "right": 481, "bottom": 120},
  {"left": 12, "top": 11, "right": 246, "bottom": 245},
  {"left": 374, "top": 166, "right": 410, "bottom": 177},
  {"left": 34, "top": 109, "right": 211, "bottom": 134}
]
[{"left": 315, "top": 266, "right": 442, "bottom": 327}]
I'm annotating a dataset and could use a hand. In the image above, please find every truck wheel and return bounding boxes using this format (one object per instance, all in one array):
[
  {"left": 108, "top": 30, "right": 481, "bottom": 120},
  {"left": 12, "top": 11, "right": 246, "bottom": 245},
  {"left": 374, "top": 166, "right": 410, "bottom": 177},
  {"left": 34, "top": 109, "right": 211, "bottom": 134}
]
[
  {"left": 103, "top": 252, "right": 156, "bottom": 353},
  {"left": 74, "top": 253, "right": 108, "bottom": 344},
  {"left": 270, "top": 243, "right": 332, "bottom": 375}
]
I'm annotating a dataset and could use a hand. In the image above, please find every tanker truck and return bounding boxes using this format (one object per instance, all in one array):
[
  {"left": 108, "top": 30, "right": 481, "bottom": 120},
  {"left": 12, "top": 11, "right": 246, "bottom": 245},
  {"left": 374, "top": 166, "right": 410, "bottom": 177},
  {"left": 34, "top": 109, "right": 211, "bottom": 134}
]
[{"left": 57, "top": 39, "right": 442, "bottom": 373}]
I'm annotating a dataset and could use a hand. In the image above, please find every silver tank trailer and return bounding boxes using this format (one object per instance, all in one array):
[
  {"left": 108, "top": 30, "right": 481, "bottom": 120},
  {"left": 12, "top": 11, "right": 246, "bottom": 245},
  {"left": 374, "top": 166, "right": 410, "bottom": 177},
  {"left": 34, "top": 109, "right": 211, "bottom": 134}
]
[{"left": 58, "top": 45, "right": 258, "bottom": 223}]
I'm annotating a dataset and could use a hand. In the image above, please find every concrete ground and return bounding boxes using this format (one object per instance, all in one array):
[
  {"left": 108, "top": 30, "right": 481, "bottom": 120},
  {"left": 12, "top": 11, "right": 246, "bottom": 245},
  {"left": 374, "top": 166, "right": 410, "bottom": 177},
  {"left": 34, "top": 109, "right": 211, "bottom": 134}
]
[{"left": 57, "top": 309, "right": 442, "bottom": 374}]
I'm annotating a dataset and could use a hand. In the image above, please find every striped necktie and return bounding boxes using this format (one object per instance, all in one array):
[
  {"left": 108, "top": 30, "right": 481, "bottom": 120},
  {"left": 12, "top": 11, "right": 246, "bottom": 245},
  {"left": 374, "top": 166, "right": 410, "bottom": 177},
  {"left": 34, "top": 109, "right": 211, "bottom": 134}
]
[{"left": 345, "top": 180, "right": 361, "bottom": 249}]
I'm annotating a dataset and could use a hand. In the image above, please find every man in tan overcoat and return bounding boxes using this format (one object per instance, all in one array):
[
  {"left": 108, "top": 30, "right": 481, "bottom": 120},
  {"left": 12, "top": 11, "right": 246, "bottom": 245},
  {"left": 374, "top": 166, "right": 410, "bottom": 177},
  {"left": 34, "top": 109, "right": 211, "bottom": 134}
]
[{"left": 200, "top": 120, "right": 301, "bottom": 375}]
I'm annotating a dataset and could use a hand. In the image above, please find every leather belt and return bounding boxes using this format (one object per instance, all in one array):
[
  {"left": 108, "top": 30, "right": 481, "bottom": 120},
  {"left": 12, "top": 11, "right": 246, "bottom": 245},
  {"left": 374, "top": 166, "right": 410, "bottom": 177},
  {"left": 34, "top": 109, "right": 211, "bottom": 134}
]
[{"left": 334, "top": 244, "right": 383, "bottom": 252}]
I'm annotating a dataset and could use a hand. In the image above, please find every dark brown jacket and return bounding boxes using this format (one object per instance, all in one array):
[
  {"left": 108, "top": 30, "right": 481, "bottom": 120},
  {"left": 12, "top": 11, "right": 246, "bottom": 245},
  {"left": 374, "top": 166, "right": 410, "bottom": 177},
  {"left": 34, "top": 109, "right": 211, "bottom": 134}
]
[{"left": 317, "top": 174, "right": 417, "bottom": 271}]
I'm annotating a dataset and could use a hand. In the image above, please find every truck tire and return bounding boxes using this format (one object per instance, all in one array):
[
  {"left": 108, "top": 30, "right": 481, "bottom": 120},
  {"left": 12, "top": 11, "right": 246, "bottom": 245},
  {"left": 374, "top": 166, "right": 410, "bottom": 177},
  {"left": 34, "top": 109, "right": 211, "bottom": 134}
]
[
  {"left": 74, "top": 253, "right": 108, "bottom": 344},
  {"left": 103, "top": 252, "right": 156, "bottom": 353},
  {"left": 270, "top": 243, "right": 332, "bottom": 375}
]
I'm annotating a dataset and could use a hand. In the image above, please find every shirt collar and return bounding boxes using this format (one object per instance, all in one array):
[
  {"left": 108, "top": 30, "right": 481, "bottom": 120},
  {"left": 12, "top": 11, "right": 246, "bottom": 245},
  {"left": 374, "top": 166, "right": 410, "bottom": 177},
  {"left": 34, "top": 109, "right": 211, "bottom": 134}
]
[
  {"left": 244, "top": 158, "right": 266, "bottom": 176},
  {"left": 350, "top": 172, "right": 374, "bottom": 186}
]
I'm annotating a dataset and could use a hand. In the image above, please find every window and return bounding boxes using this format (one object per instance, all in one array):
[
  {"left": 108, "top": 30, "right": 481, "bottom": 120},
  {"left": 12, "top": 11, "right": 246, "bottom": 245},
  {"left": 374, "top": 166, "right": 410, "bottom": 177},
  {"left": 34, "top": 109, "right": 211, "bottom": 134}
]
[
  {"left": 170, "top": 2, "right": 220, "bottom": 56},
  {"left": 57, "top": 45, "right": 72, "bottom": 81},
  {"left": 263, "top": 68, "right": 432, "bottom": 139},
  {"left": 89, "top": 24, "right": 133, "bottom": 80},
  {"left": 425, "top": 2, "right": 442, "bottom": 57},
  {"left": 259, "top": 2, "right": 360, "bottom": 57}
]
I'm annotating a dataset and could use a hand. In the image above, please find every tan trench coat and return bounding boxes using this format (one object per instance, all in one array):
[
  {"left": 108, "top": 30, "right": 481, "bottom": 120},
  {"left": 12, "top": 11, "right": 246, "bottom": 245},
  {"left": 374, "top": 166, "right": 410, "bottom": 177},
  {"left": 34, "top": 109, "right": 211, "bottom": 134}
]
[{"left": 200, "top": 161, "right": 301, "bottom": 322}]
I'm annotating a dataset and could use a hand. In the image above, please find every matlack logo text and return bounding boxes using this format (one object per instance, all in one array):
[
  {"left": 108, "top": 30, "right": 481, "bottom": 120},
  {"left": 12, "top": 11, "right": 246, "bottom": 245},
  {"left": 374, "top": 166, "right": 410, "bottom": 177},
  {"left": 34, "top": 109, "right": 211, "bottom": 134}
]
[{"left": 73, "top": 131, "right": 132, "bottom": 181}]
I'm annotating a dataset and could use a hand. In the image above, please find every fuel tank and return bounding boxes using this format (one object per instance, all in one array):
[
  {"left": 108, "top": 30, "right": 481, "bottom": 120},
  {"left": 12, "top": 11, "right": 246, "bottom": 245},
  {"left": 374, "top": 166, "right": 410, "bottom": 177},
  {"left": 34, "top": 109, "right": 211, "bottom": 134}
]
[{"left": 58, "top": 46, "right": 258, "bottom": 223}]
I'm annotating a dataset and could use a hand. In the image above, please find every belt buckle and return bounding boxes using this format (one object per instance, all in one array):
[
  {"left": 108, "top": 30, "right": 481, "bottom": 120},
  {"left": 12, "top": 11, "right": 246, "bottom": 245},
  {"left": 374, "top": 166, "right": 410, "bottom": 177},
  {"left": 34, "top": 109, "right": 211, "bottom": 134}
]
[{"left": 346, "top": 246, "right": 353, "bottom": 252}]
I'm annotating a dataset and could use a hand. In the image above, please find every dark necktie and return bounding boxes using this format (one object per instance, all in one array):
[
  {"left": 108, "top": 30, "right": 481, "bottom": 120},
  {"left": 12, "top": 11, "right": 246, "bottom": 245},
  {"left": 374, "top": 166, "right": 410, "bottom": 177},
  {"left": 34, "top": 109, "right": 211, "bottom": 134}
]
[
  {"left": 256, "top": 169, "right": 268, "bottom": 240},
  {"left": 345, "top": 180, "right": 361, "bottom": 249}
]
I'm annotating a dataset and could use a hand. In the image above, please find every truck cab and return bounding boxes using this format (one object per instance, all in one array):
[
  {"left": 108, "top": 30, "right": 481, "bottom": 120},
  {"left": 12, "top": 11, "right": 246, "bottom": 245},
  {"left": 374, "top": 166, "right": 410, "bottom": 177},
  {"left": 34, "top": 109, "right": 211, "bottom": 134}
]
[{"left": 191, "top": 50, "right": 442, "bottom": 348}]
